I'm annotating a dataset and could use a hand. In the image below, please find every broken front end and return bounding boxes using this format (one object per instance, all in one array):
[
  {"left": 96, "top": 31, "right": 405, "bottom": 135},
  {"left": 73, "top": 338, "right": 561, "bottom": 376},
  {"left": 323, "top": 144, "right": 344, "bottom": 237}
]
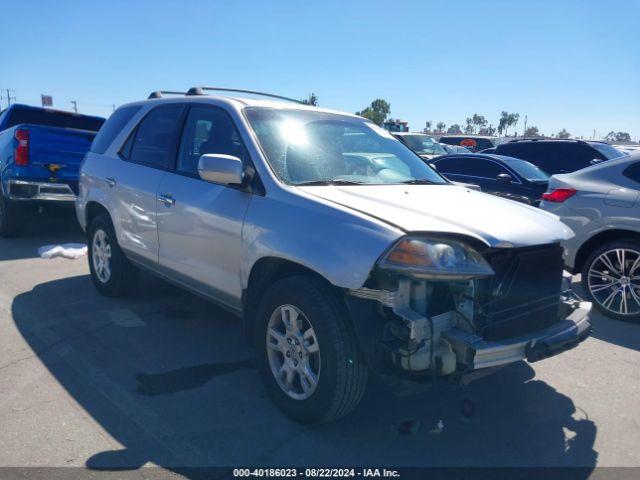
[{"left": 347, "top": 236, "right": 591, "bottom": 383}]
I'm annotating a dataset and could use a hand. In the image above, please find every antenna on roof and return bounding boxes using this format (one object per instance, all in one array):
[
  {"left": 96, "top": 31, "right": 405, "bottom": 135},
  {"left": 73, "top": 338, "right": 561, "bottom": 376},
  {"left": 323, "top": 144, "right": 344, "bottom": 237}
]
[
  {"left": 187, "top": 86, "right": 305, "bottom": 104},
  {"left": 147, "top": 90, "right": 188, "bottom": 99}
]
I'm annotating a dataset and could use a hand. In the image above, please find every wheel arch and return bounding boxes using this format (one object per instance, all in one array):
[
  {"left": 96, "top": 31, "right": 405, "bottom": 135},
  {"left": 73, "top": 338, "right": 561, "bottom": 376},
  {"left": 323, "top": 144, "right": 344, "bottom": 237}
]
[
  {"left": 85, "top": 201, "right": 112, "bottom": 227},
  {"left": 575, "top": 229, "right": 640, "bottom": 273},
  {"left": 242, "top": 257, "right": 346, "bottom": 344}
]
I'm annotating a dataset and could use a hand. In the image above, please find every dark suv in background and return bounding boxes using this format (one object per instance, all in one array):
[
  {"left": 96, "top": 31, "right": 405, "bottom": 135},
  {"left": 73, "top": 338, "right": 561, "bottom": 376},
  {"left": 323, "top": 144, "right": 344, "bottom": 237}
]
[{"left": 494, "top": 139, "right": 625, "bottom": 175}]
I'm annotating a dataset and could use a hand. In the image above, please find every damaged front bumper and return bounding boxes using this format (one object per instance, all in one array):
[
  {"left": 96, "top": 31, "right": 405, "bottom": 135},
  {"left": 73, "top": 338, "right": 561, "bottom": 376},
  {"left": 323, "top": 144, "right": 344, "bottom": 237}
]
[
  {"left": 348, "top": 277, "right": 592, "bottom": 379},
  {"left": 443, "top": 300, "right": 591, "bottom": 370}
]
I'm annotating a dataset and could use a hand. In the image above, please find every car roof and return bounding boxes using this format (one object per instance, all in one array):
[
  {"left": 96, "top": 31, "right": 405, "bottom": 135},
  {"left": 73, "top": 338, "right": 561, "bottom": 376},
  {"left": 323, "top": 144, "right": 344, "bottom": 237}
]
[
  {"left": 119, "top": 94, "right": 361, "bottom": 119},
  {"left": 430, "top": 153, "right": 523, "bottom": 163},
  {"left": 439, "top": 135, "right": 497, "bottom": 139}
]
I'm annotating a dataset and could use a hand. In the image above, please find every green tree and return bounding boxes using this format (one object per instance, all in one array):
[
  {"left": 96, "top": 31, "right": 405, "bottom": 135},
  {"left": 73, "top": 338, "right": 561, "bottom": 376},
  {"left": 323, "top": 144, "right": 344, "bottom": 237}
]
[
  {"left": 557, "top": 128, "right": 571, "bottom": 139},
  {"left": 605, "top": 131, "right": 631, "bottom": 142},
  {"left": 498, "top": 111, "right": 520, "bottom": 136},
  {"left": 465, "top": 117, "right": 474, "bottom": 134},
  {"left": 355, "top": 99, "right": 391, "bottom": 126},
  {"left": 524, "top": 126, "right": 541, "bottom": 137},
  {"left": 447, "top": 124, "right": 462, "bottom": 134},
  {"left": 472, "top": 114, "right": 488, "bottom": 132},
  {"left": 300, "top": 93, "right": 318, "bottom": 106},
  {"left": 436, "top": 121, "right": 446, "bottom": 133}
]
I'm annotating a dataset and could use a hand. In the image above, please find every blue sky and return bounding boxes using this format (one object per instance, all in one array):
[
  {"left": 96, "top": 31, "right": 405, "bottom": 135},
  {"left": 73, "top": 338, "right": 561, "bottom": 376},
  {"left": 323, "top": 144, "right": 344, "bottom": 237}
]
[{"left": 1, "top": 0, "right": 638, "bottom": 140}]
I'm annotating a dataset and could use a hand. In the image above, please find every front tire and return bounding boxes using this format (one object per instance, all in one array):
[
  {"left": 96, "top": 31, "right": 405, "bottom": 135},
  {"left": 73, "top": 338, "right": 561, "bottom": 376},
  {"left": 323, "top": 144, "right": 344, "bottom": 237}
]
[
  {"left": 255, "top": 276, "right": 367, "bottom": 424},
  {"left": 581, "top": 239, "right": 640, "bottom": 322},
  {"left": 87, "top": 214, "right": 138, "bottom": 297}
]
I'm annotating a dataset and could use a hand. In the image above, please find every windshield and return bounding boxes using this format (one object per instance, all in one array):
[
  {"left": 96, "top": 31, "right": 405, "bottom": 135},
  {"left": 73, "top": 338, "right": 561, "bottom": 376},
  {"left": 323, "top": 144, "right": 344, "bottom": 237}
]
[
  {"left": 501, "top": 156, "right": 549, "bottom": 181},
  {"left": 400, "top": 134, "right": 447, "bottom": 155},
  {"left": 590, "top": 142, "right": 626, "bottom": 160},
  {"left": 245, "top": 108, "right": 447, "bottom": 186}
]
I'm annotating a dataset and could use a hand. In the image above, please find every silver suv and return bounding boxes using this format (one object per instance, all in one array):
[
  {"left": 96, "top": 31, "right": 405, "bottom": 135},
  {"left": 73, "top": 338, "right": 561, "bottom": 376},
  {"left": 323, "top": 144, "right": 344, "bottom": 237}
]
[{"left": 77, "top": 87, "right": 591, "bottom": 423}]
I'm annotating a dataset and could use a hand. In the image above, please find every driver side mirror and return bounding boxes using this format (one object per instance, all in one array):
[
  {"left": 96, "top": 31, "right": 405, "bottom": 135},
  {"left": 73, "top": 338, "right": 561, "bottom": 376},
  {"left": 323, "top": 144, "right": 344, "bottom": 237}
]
[
  {"left": 198, "top": 154, "right": 244, "bottom": 186},
  {"left": 496, "top": 173, "right": 513, "bottom": 183}
]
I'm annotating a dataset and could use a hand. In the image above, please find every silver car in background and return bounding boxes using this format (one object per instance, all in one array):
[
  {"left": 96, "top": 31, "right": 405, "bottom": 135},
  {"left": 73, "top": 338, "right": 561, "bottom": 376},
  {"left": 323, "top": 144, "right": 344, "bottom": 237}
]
[
  {"left": 77, "top": 87, "right": 591, "bottom": 423},
  {"left": 541, "top": 152, "right": 640, "bottom": 321}
]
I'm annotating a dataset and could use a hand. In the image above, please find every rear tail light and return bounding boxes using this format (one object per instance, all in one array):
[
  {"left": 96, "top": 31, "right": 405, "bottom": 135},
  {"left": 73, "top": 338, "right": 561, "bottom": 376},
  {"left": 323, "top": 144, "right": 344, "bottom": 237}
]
[
  {"left": 542, "top": 188, "right": 577, "bottom": 202},
  {"left": 14, "top": 129, "right": 29, "bottom": 166}
]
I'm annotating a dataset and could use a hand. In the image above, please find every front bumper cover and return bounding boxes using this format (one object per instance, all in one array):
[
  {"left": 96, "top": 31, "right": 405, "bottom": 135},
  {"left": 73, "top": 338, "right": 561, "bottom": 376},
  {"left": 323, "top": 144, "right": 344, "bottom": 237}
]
[{"left": 444, "top": 301, "right": 592, "bottom": 370}]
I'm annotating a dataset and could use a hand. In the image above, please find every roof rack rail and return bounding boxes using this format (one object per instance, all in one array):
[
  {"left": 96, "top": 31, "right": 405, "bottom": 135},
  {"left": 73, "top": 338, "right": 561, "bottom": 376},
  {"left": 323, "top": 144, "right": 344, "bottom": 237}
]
[
  {"left": 186, "top": 86, "right": 305, "bottom": 104},
  {"left": 147, "top": 90, "right": 188, "bottom": 99}
]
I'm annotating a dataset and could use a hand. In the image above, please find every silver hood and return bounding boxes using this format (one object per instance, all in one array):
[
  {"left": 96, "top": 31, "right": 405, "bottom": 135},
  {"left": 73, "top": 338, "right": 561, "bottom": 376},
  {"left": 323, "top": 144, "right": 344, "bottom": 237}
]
[{"left": 298, "top": 184, "right": 573, "bottom": 248}]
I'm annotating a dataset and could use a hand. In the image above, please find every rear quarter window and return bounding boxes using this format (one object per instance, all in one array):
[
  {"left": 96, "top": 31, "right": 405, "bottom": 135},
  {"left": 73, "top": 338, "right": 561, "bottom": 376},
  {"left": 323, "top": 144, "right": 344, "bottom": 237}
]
[
  {"left": 90, "top": 105, "right": 142, "bottom": 154},
  {"left": 622, "top": 162, "right": 640, "bottom": 184}
]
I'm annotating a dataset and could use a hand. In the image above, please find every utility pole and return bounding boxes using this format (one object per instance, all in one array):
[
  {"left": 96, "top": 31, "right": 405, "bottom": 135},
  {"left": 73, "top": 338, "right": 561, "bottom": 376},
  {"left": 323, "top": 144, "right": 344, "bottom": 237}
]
[
  {"left": 70, "top": 100, "right": 78, "bottom": 113},
  {"left": 1, "top": 88, "right": 16, "bottom": 108},
  {"left": 523, "top": 115, "right": 528, "bottom": 136}
]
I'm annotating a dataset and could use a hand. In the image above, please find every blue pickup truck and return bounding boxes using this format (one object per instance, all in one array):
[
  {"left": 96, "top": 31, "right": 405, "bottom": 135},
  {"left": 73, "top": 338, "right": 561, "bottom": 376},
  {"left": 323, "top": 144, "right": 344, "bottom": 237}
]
[{"left": 0, "top": 104, "right": 105, "bottom": 236}]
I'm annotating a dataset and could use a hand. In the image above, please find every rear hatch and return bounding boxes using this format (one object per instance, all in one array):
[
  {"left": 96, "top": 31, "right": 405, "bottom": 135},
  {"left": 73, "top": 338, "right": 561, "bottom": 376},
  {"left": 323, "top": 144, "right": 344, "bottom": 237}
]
[{"left": 21, "top": 124, "right": 97, "bottom": 193}]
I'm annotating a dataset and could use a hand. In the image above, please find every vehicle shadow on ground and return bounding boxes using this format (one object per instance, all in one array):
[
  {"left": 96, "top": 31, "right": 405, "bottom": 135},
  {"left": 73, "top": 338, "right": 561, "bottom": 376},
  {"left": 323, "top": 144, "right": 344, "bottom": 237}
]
[
  {"left": 0, "top": 207, "right": 83, "bottom": 261},
  {"left": 11, "top": 274, "right": 597, "bottom": 476},
  {"left": 572, "top": 278, "right": 640, "bottom": 352}
]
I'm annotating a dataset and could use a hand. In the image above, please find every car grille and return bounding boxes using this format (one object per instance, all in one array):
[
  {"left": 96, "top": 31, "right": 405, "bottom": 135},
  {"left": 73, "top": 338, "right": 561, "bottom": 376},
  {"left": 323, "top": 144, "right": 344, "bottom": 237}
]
[{"left": 475, "top": 243, "right": 564, "bottom": 341}]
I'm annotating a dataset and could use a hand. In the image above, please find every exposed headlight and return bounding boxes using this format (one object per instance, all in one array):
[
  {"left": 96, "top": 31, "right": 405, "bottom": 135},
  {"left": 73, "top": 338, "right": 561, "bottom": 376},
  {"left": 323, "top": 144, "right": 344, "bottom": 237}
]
[{"left": 378, "top": 237, "right": 494, "bottom": 281}]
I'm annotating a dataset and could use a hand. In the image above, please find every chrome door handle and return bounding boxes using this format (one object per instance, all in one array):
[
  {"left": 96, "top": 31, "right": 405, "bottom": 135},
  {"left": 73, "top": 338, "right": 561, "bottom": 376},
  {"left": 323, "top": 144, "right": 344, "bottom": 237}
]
[
  {"left": 158, "top": 193, "right": 175, "bottom": 206},
  {"left": 105, "top": 177, "right": 116, "bottom": 188}
]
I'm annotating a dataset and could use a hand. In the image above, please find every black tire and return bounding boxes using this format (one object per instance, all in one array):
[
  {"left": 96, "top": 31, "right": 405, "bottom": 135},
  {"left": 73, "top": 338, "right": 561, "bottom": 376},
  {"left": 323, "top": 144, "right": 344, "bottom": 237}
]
[
  {"left": 0, "top": 194, "right": 22, "bottom": 237},
  {"left": 87, "top": 213, "right": 138, "bottom": 297},
  {"left": 581, "top": 239, "right": 640, "bottom": 322},
  {"left": 254, "top": 276, "right": 367, "bottom": 424}
]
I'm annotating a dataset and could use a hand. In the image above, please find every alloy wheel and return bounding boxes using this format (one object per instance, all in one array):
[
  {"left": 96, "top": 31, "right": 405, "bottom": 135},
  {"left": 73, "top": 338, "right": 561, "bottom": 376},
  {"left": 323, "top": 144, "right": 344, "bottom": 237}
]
[
  {"left": 587, "top": 248, "right": 640, "bottom": 316},
  {"left": 92, "top": 229, "right": 112, "bottom": 283},
  {"left": 266, "top": 304, "right": 321, "bottom": 400}
]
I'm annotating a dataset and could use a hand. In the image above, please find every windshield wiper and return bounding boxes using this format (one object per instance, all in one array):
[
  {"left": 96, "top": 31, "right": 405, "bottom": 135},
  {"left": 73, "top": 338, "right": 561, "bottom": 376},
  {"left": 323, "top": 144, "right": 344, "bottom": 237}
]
[
  {"left": 295, "top": 179, "right": 366, "bottom": 186},
  {"left": 399, "top": 179, "right": 440, "bottom": 185}
]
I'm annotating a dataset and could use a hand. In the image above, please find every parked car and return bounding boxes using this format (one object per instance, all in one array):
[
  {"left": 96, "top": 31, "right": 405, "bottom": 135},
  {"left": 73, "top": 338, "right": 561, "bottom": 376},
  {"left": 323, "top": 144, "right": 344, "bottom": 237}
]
[
  {"left": 392, "top": 132, "right": 447, "bottom": 159},
  {"left": 428, "top": 153, "right": 550, "bottom": 205},
  {"left": 0, "top": 104, "right": 105, "bottom": 236},
  {"left": 441, "top": 144, "right": 471, "bottom": 154},
  {"left": 77, "top": 87, "right": 591, "bottom": 423},
  {"left": 439, "top": 135, "right": 498, "bottom": 153},
  {"left": 540, "top": 152, "right": 640, "bottom": 321},
  {"left": 494, "top": 139, "right": 626, "bottom": 175}
]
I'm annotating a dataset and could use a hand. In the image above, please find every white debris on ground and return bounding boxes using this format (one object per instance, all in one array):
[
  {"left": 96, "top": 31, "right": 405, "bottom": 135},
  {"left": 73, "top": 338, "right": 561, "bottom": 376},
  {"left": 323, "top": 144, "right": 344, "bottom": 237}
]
[{"left": 38, "top": 243, "right": 88, "bottom": 260}]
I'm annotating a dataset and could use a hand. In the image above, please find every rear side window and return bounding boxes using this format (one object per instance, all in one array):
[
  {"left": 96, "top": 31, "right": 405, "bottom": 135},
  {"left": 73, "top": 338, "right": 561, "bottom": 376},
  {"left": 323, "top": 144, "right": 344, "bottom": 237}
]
[
  {"left": 128, "top": 105, "right": 184, "bottom": 169},
  {"left": 432, "top": 156, "right": 468, "bottom": 175},
  {"left": 4, "top": 106, "right": 105, "bottom": 131},
  {"left": 622, "top": 162, "right": 640, "bottom": 184},
  {"left": 497, "top": 142, "right": 590, "bottom": 174},
  {"left": 90, "top": 105, "right": 142, "bottom": 154}
]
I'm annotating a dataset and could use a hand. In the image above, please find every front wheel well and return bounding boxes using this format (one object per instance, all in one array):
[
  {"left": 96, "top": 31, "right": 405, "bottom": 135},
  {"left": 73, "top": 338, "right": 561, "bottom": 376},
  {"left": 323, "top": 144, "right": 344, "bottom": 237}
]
[
  {"left": 85, "top": 201, "right": 111, "bottom": 228},
  {"left": 242, "top": 258, "right": 342, "bottom": 344},
  {"left": 574, "top": 229, "right": 640, "bottom": 272}
]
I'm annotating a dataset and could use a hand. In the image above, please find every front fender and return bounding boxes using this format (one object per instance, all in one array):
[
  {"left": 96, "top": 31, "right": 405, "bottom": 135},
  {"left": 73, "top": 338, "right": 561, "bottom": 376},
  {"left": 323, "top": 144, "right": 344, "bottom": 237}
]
[{"left": 241, "top": 192, "right": 402, "bottom": 290}]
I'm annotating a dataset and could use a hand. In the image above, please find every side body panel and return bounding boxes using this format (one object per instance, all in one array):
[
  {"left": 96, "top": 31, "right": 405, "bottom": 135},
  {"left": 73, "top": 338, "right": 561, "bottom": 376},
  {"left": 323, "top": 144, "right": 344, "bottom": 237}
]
[{"left": 156, "top": 173, "right": 252, "bottom": 310}]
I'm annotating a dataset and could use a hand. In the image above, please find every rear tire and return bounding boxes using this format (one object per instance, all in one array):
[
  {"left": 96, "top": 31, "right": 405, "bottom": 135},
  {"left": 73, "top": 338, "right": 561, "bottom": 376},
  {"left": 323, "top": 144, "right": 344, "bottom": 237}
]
[
  {"left": 0, "top": 194, "right": 22, "bottom": 237},
  {"left": 87, "top": 214, "right": 138, "bottom": 297},
  {"left": 254, "top": 276, "right": 367, "bottom": 424},
  {"left": 581, "top": 239, "right": 640, "bottom": 322}
]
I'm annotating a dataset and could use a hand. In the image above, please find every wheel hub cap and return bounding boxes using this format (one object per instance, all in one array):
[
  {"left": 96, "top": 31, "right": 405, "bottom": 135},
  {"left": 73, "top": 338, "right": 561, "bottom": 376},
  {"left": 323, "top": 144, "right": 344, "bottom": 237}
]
[
  {"left": 92, "top": 229, "right": 112, "bottom": 284},
  {"left": 588, "top": 248, "right": 640, "bottom": 316},
  {"left": 266, "top": 304, "right": 321, "bottom": 400}
]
